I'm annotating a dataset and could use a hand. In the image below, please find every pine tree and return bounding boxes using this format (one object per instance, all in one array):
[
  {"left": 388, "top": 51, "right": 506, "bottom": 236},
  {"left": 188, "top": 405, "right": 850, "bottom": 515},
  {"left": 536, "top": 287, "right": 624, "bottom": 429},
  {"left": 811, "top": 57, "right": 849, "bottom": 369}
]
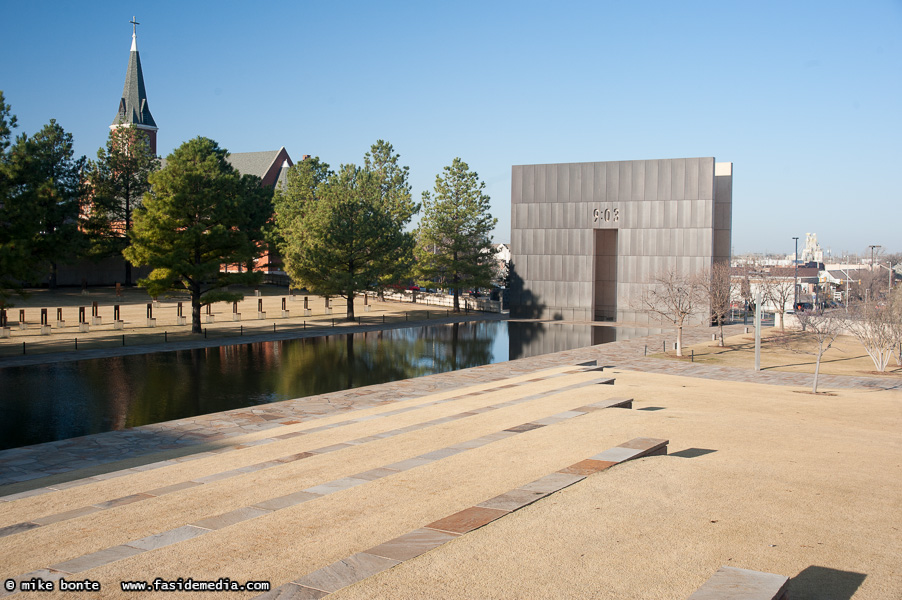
[
  {"left": 416, "top": 158, "right": 497, "bottom": 312},
  {"left": 5, "top": 119, "right": 85, "bottom": 289},
  {"left": 124, "top": 137, "right": 271, "bottom": 333},
  {"left": 271, "top": 155, "right": 332, "bottom": 260},
  {"left": 363, "top": 141, "right": 419, "bottom": 294},
  {"left": 0, "top": 91, "right": 38, "bottom": 305},
  {"left": 84, "top": 124, "right": 160, "bottom": 285},
  {"left": 278, "top": 163, "right": 410, "bottom": 320}
]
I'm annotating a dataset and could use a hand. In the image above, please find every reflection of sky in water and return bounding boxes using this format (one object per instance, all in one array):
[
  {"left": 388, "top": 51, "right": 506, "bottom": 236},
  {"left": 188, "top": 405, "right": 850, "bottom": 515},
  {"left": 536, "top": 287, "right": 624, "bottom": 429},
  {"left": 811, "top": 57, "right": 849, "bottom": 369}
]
[{"left": 0, "top": 322, "right": 657, "bottom": 451}]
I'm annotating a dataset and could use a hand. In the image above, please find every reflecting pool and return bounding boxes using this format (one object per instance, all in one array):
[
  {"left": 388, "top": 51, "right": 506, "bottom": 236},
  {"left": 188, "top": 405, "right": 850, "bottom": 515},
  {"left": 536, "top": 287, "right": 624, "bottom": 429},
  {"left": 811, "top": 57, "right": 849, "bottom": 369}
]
[{"left": 0, "top": 321, "right": 660, "bottom": 450}]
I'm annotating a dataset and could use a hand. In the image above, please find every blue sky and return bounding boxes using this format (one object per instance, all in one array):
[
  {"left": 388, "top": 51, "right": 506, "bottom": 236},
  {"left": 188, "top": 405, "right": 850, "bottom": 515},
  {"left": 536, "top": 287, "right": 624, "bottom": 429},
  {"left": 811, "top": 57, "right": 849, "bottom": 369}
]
[{"left": 1, "top": 1, "right": 899, "bottom": 257}]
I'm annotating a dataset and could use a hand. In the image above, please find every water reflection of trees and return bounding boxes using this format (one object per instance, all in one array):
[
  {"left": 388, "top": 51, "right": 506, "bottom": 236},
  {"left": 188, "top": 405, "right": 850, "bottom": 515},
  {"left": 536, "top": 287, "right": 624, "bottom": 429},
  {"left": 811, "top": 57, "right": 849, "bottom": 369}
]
[{"left": 0, "top": 322, "right": 498, "bottom": 449}]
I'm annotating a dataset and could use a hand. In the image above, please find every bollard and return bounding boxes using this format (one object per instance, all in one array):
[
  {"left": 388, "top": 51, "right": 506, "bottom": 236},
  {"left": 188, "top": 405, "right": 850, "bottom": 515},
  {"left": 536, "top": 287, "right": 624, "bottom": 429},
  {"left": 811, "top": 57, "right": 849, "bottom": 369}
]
[
  {"left": 405, "top": 312, "right": 408, "bottom": 321},
  {"left": 303, "top": 321, "right": 306, "bottom": 329},
  {"left": 122, "top": 334, "right": 125, "bottom": 347},
  {"left": 40, "top": 308, "right": 48, "bottom": 325},
  {"left": 114, "top": 305, "right": 120, "bottom": 320},
  {"left": 663, "top": 340, "right": 666, "bottom": 353},
  {"left": 164, "top": 331, "right": 168, "bottom": 343},
  {"left": 204, "top": 328, "right": 207, "bottom": 339},
  {"left": 147, "top": 303, "right": 153, "bottom": 319},
  {"left": 240, "top": 325, "right": 243, "bottom": 336},
  {"left": 644, "top": 345, "right": 647, "bottom": 356},
  {"left": 691, "top": 349, "right": 694, "bottom": 362},
  {"left": 75, "top": 337, "right": 78, "bottom": 350},
  {"left": 332, "top": 318, "right": 335, "bottom": 327},
  {"left": 383, "top": 314, "right": 385, "bottom": 324},
  {"left": 23, "top": 341, "right": 26, "bottom": 355},
  {"left": 273, "top": 323, "right": 276, "bottom": 333}
]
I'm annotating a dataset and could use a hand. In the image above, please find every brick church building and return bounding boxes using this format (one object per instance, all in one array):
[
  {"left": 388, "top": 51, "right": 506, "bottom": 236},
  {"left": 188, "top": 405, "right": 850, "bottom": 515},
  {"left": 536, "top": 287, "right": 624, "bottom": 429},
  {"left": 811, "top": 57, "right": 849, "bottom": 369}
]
[{"left": 65, "top": 21, "right": 292, "bottom": 286}]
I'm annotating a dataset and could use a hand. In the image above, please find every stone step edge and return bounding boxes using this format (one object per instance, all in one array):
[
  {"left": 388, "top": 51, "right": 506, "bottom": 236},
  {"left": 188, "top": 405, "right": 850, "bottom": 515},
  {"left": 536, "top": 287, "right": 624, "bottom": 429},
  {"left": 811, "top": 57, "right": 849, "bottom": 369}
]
[{"left": 259, "top": 436, "right": 668, "bottom": 599}]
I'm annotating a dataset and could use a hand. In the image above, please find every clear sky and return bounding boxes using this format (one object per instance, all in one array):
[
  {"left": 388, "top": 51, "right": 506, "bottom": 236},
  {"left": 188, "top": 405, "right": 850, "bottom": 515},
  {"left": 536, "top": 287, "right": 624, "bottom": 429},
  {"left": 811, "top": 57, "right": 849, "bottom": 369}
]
[{"left": 1, "top": 1, "right": 899, "bottom": 258}]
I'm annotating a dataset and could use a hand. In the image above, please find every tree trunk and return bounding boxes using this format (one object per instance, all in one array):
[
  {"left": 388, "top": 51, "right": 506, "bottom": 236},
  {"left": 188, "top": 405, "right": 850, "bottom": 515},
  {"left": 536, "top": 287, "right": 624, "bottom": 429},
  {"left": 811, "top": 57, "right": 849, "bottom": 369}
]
[
  {"left": 676, "top": 326, "right": 683, "bottom": 357},
  {"left": 192, "top": 286, "right": 202, "bottom": 334},
  {"left": 453, "top": 288, "right": 460, "bottom": 313},
  {"left": 346, "top": 293, "right": 355, "bottom": 321},
  {"left": 812, "top": 353, "right": 822, "bottom": 393},
  {"left": 718, "top": 319, "right": 725, "bottom": 347}
]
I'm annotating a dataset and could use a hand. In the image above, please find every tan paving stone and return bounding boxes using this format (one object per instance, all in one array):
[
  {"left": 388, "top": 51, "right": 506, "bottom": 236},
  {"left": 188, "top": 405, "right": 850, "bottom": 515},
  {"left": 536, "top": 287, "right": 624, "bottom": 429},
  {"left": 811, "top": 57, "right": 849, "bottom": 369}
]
[
  {"left": 126, "top": 525, "right": 208, "bottom": 551},
  {"left": 191, "top": 507, "right": 271, "bottom": 530},
  {"left": 49, "top": 545, "right": 144, "bottom": 574},
  {"left": 293, "top": 552, "right": 400, "bottom": 593},
  {"left": 366, "top": 528, "right": 460, "bottom": 562}
]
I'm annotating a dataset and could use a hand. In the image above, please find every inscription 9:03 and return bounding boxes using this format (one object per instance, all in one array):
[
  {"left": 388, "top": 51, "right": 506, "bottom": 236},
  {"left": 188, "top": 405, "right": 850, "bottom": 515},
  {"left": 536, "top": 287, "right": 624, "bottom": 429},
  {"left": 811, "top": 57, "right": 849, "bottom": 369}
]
[{"left": 593, "top": 208, "right": 619, "bottom": 223}]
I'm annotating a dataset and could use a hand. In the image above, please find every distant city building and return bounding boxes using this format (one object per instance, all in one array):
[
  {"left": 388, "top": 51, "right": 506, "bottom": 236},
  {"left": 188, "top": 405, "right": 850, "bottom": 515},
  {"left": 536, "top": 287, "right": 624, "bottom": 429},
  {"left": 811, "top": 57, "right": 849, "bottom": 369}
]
[{"left": 508, "top": 158, "right": 733, "bottom": 323}]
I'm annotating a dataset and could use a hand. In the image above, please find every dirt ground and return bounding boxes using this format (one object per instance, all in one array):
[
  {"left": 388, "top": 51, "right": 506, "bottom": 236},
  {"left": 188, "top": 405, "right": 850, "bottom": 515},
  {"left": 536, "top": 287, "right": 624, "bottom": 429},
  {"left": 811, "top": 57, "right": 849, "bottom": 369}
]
[{"left": 654, "top": 329, "right": 902, "bottom": 379}]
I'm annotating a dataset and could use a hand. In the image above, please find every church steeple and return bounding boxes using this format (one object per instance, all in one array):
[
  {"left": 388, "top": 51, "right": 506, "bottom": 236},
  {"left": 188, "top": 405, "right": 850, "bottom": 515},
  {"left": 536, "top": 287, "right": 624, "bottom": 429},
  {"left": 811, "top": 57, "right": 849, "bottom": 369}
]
[{"left": 111, "top": 17, "right": 157, "bottom": 154}]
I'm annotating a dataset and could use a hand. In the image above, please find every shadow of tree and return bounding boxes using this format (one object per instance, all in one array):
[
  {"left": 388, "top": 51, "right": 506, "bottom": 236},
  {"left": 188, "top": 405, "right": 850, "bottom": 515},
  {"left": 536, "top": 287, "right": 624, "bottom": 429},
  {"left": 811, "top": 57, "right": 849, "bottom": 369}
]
[{"left": 507, "top": 261, "right": 545, "bottom": 319}]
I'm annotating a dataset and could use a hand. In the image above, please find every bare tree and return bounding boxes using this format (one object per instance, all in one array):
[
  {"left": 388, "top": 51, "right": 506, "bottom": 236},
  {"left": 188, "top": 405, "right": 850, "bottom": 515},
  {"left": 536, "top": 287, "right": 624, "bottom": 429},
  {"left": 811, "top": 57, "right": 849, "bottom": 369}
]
[
  {"left": 637, "top": 268, "right": 705, "bottom": 357},
  {"left": 764, "top": 277, "right": 795, "bottom": 331},
  {"left": 845, "top": 300, "right": 897, "bottom": 372},
  {"left": 791, "top": 309, "right": 845, "bottom": 393},
  {"left": 699, "top": 262, "right": 733, "bottom": 346}
]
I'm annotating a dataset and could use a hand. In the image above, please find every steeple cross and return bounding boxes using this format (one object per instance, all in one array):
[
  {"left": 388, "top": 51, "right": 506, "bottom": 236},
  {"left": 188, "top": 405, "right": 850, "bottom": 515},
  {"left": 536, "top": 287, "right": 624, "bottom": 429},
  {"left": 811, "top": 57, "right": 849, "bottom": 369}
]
[{"left": 130, "top": 17, "right": 140, "bottom": 36}]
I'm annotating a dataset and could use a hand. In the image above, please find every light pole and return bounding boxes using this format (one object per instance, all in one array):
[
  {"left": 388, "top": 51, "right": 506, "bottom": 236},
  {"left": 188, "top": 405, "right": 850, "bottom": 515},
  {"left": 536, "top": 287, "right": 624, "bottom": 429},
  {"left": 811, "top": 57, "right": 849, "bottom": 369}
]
[
  {"left": 868, "top": 245, "right": 881, "bottom": 270},
  {"left": 868, "top": 245, "right": 881, "bottom": 302},
  {"left": 793, "top": 236, "right": 799, "bottom": 309}
]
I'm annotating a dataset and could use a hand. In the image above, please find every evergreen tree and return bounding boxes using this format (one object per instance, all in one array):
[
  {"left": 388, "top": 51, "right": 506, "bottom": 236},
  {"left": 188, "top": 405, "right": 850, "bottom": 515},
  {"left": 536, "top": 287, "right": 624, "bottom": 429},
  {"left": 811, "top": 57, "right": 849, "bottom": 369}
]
[
  {"left": 0, "top": 91, "right": 38, "bottom": 305},
  {"left": 415, "top": 158, "right": 497, "bottom": 312},
  {"left": 363, "top": 140, "right": 418, "bottom": 294},
  {"left": 83, "top": 124, "right": 160, "bottom": 284},
  {"left": 5, "top": 119, "right": 85, "bottom": 289},
  {"left": 124, "top": 137, "right": 271, "bottom": 333},
  {"left": 276, "top": 161, "right": 411, "bottom": 320},
  {"left": 271, "top": 155, "right": 332, "bottom": 263}
]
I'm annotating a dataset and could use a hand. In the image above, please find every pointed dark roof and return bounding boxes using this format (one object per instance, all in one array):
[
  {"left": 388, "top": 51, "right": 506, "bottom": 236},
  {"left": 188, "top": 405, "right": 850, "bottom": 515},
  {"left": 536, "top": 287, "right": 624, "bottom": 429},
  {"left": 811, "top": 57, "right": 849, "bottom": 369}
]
[
  {"left": 112, "top": 31, "right": 156, "bottom": 129},
  {"left": 226, "top": 148, "right": 293, "bottom": 189}
]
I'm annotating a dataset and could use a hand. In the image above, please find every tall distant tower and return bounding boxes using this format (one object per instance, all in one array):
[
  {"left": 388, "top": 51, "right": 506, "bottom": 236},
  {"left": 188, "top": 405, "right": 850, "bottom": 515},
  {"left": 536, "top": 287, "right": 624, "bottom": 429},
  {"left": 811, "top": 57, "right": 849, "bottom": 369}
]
[{"left": 111, "top": 17, "right": 157, "bottom": 154}]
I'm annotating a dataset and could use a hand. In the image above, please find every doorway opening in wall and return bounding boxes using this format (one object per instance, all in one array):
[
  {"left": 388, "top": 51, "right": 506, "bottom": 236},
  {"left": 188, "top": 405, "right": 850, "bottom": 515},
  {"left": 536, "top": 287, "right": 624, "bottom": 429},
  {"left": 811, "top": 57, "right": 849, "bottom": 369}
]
[{"left": 593, "top": 229, "right": 618, "bottom": 321}]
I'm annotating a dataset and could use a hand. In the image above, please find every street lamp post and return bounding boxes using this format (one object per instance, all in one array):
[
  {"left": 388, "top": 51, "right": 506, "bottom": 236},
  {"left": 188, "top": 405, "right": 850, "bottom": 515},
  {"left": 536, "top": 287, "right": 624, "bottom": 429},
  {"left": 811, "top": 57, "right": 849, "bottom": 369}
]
[
  {"left": 868, "top": 244, "right": 882, "bottom": 302},
  {"left": 793, "top": 236, "right": 799, "bottom": 309}
]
